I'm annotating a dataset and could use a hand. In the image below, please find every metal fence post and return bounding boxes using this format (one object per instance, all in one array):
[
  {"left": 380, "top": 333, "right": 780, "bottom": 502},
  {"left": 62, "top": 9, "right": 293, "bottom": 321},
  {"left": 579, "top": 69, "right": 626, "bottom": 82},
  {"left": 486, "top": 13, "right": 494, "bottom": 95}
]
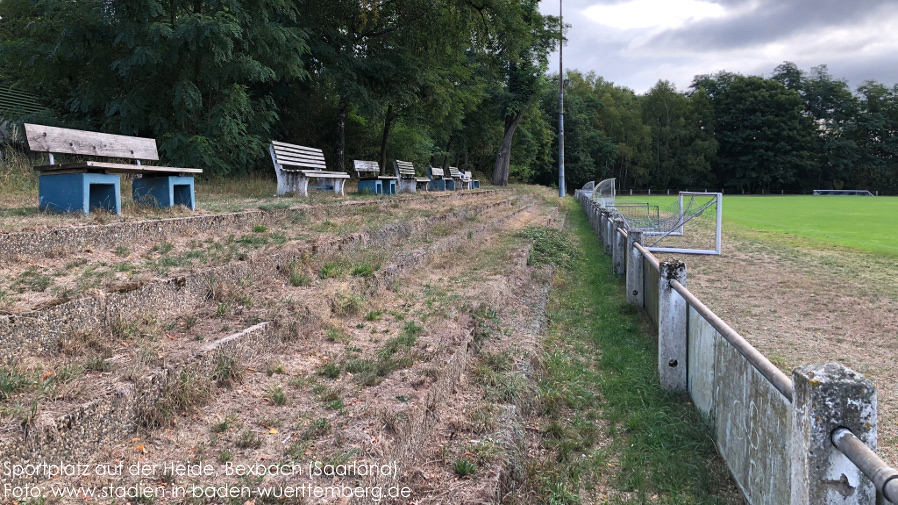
[
  {"left": 792, "top": 363, "right": 877, "bottom": 504},
  {"left": 658, "top": 259, "right": 687, "bottom": 392},
  {"left": 613, "top": 218, "right": 626, "bottom": 275},
  {"left": 627, "top": 231, "right": 644, "bottom": 307}
]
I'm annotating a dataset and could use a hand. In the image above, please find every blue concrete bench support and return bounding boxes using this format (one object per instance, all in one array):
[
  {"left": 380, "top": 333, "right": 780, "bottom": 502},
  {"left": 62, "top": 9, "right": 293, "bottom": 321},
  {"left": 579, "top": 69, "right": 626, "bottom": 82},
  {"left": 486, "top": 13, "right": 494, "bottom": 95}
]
[
  {"left": 357, "top": 179, "right": 383, "bottom": 195},
  {"left": 133, "top": 175, "right": 196, "bottom": 210},
  {"left": 38, "top": 173, "right": 121, "bottom": 215}
]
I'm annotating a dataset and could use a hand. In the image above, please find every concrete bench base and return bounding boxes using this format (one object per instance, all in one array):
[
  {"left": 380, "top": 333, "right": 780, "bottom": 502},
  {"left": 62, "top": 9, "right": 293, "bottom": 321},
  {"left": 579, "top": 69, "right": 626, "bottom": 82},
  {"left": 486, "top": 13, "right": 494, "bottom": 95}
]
[
  {"left": 428, "top": 179, "right": 447, "bottom": 191},
  {"left": 358, "top": 179, "right": 383, "bottom": 195},
  {"left": 133, "top": 175, "right": 196, "bottom": 210},
  {"left": 39, "top": 172, "right": 121, "bottom": 215}
]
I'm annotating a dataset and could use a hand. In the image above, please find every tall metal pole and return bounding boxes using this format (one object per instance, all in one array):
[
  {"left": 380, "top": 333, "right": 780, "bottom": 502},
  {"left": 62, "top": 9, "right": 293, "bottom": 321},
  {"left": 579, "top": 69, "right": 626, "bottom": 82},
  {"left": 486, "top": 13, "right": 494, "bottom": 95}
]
[{"left": 558, "top": 0, "right": 565, "bottom": 197}]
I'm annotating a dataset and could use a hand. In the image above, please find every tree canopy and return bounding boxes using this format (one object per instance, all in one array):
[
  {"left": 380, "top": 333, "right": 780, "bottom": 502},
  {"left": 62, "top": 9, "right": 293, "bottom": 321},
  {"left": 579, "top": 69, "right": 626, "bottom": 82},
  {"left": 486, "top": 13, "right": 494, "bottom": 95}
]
[{"left": 0, "top": 2, "right": 895, "bottom": 194}]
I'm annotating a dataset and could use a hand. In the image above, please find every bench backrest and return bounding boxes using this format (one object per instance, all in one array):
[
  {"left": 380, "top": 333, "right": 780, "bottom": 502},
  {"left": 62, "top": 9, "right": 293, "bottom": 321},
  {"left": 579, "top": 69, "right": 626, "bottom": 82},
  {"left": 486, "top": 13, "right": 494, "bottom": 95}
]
[
  {"left": 429, "top": 165, "right": 445, "bottom": 179},
  {"left": 353, "top": 160, "right": 380, "bottom": 178},
  {"left": 25, "top": 123, "right": 159, "bottom": 161},
  {"left": 270, "top": 141, "right": 327, "bottom": 170},
  {"left": 448, "top": 166, "right": 463, "bottom": 179},
  {"left": 394, "top": 160, "right": 417, "bottom": 179}
]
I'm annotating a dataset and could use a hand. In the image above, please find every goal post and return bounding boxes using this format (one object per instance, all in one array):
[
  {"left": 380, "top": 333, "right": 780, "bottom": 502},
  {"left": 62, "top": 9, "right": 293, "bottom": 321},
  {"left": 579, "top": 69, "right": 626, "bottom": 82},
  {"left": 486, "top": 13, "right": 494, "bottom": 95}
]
[
  {"left": 812, "top": 189, "right": 874, "bottom": 196},
  {"left": 613, "top": 191, "right": 722, "bottom": 256}
]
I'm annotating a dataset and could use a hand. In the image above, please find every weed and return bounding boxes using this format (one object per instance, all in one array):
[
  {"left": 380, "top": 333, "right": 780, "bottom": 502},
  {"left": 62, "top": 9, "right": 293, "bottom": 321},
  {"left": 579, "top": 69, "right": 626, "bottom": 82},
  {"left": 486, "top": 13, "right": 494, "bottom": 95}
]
[
  {"left": 236, "top": 429, "right": 262, "bottom": 449},
  {"left": 141, "top": 369, "right": 211, "bottom": 428},
  {"left": 218, "top": 450, "right": 234, "bottom": 463},
  {"left": 0, "top": 399, "right": 39, "bottom": 426},
  {"left": 84, "top": 354, "right": 111, "bottom": 372},
  {"left": 266, "top": 361, "right": 286, "bottom": 376},
  {"left": 267, "top": 385, "right": 288, "bottom": 406},
  {"left": 300, "top": 418, "right": 332, "bottom": 440},
  {"left": 452, "top": 458, "right": 477, "bottom": 478},
  {"left": 365, "top": 310, "right": 383, "bottom": 321},
  {"left": 114, "top": 245, "right": 130, "bottom": 257},
  {"left": 517, "top": 226, "right": 575, "bottom": 268},
  {"left": 326, "top": 399, "right": 345, "bottom": 411},
  {"left": 211, "top": 414, "right": 238, "bottom": 433},
  {"left": 325, "top": 327, "right": 350, "bottom": 343},
  {"left": 312, "top": 384, "right": 342, "bottom": 404},
  {"left": 211, "top": 354, "right": 244, "bottom": 387},
  {"left": 350, "top": 262, "right": 378, "bottom": 277},
  {"left": 333, "top": 291, "right": 365, "bottom": 316},
  {"left": 286, "top": 260, "right": 311, "bottom": 287},
  {"left": 14, "top": 267, "right": 52, "bottom": 292},
  {"left": 319, "top": 262, "right": 343, "bottom": 279},
  {"left": 0, "top": 363, "right": 35, "bottom": 399},
  {"left": 318, "top": 362, "right": 341, "bottom": 379},
  {"left": 253, "top": 224, "right": 268, "bottom": 233}
]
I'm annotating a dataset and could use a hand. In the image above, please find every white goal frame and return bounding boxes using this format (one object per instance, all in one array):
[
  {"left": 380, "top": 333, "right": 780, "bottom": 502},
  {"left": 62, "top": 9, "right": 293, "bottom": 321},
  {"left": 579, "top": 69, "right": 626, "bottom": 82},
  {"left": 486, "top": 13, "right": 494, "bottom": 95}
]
[{"left": 644, "top": 192, "right": 722, "bottom": 256}]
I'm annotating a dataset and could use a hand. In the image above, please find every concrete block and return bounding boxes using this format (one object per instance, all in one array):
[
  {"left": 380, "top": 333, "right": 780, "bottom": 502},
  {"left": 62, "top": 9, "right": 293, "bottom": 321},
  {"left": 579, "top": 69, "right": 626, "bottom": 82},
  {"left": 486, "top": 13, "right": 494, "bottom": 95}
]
[
  {"left": 357, "top": 179, "right": 383, "bottom": 194},
  {"left": 792, "top": 363, "right": 877, "bottom": 505},
  {"left": 39, "top": 172, "right": 121, "bottom": 215},
  {"left": 132, "top": 175, "right": 195, "bottom": 210},
  {"left": 626, "top": 230, "right": 644, "bottom": 307},
  {"left": 613, "top": 218, "right": 626, "bottom": 276},
  {"left": 658, "top": 259, "right": 687, "bottom": 392}
]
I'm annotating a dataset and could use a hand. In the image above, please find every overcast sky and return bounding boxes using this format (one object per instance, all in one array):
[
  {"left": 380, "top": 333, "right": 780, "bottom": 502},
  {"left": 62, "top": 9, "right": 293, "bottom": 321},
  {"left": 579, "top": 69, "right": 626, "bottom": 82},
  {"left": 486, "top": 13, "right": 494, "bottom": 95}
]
[{"left": 540, "top": 0, "right": 898, "bottom": 95}]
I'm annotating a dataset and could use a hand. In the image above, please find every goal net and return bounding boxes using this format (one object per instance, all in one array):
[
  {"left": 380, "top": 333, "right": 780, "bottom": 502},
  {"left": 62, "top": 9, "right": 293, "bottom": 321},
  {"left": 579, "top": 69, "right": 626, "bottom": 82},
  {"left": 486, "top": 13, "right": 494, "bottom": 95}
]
[
  {"left": 813, "top": 189, "right": 874, "bottom": 196},
  {"left": 614, "top": 192, "right": 722, "bottom": 255}
]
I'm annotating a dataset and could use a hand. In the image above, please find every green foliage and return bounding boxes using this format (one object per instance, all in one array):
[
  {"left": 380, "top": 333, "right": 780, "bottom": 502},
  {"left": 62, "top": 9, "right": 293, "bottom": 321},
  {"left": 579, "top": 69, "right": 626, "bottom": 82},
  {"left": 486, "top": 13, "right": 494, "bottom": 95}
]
[
  {"left": 0, "top": 0, "right": 310, "bottom": 176},
  {"left": 517, "top": 226, "right": 575, "bottom": 268}
]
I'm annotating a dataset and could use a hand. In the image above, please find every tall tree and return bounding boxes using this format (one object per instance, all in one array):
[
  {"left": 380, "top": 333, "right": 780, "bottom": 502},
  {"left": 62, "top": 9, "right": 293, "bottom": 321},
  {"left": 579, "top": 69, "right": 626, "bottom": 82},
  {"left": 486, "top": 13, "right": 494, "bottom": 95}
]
[
  {"left": 707, "top": 75, "right": 816, "bottom": 192},
  {"left": 0, "top": 0, "right": 309, "bottom": 175},
  {"left": 487, "top": 0, "right": 559, "bottom": 186}
]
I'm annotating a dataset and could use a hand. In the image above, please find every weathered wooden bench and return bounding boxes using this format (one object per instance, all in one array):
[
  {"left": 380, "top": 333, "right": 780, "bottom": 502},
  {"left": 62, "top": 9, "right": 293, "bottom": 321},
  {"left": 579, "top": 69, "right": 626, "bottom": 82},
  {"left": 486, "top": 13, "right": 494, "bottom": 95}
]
[
  {"left": 353, "top": 160, "right": 398, "bottom": 195},
  {"left": 393, "top": 160, "right": 430, "bottom": 193},
  {"left": 25, "top": 123, "right": 202, "bottom": 215},
  {"left": 270, "top": 141, "right": 349, "bottom": 197},
  {"left": 447, "top": 166, "right": 465, "bottom": 190},
  {"left": 460, "top": 169, "right": 480, "bottom": 189},
  {"left": 427, "top": 165, "right": 449, "bottom": 191}
]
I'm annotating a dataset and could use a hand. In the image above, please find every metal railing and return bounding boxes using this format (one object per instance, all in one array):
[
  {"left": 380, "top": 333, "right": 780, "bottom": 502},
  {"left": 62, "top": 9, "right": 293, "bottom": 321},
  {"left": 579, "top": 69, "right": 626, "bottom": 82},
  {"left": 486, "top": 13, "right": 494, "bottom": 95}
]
[
  {"left": 832, "top": 428, "right": 898, "bottom": 504},
  {"left": 669, "top": 279, "right": 794, "bottom": 402}
]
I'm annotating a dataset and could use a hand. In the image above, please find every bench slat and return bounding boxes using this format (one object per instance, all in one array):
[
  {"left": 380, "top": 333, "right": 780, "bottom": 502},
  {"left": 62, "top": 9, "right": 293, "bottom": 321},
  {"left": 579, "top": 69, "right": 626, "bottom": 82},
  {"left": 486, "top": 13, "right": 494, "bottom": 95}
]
[
  {"left": 25, "top": 123, "right": 160, "bottom": 160},
  {"left": 34, "top": 161, "right": 202, "bottom": 175}
]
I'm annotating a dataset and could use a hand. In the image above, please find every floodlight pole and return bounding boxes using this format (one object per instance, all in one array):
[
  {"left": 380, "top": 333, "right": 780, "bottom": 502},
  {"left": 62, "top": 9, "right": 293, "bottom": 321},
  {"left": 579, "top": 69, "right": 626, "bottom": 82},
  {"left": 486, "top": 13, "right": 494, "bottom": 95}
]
[{"left": 558, "top": 0, "right": 565, "bottom": 198}]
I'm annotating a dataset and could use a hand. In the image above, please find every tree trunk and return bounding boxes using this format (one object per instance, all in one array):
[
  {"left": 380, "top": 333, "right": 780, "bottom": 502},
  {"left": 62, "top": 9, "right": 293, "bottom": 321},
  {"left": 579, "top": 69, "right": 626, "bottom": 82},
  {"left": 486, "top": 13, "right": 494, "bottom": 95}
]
[
  {"left": 379, "top": 104, "right": 395, "bottom": 175},
  {"left": 492, "top": 93, "right": 536, "bottom": 186},
  {"left": 335, "top": 98, "right": 348, "bottom": 172},
  {"left": 441, "top": 136, "right": 453, "bottom": 169}
]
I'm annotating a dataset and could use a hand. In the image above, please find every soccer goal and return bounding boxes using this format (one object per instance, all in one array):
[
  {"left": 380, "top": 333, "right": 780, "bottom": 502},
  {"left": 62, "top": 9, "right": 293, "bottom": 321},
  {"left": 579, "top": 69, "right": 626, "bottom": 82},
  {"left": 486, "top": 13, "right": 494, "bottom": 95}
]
[
  {"left": 592, "top": 177, "right": 616, "bottom": 209},
  {"left": 615, "top": 192, "right": 722, "bottom": 255},
  {"left": 813, "top": 189, "right": 874, "bottom": 196}
]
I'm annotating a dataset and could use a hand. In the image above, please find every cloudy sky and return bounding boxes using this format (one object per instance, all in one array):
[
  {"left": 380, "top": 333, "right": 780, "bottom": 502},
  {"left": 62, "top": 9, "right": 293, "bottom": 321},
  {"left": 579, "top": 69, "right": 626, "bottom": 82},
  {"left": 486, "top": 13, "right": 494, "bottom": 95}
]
[{"left": 540, "top": 0, "right": 898, "bottom": 94}]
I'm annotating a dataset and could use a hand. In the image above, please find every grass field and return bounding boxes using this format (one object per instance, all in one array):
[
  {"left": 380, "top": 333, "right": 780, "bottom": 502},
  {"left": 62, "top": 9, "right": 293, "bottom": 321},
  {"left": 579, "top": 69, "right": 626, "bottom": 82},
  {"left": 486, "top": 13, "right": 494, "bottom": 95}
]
[{"left": 616, "top": 194, "right": 898, "bottom": 257}]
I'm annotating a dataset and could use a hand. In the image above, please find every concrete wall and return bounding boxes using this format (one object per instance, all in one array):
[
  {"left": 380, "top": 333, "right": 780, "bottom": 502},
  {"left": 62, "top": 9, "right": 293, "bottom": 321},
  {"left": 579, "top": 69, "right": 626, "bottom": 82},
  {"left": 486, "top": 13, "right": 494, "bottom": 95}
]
[
  {"left": 688, "top": 307, "right": 792, "bottom": 504},
  {"left": 576, "top": 194, "right": 889, "bottom": 505}
]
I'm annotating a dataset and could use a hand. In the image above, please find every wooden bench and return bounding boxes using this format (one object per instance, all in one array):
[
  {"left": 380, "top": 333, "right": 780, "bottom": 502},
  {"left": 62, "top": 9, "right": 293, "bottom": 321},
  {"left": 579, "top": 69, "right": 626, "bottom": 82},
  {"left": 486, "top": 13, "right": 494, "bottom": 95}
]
[
  {"left": 393, "top": 160, "right": 430, "bottom": 193},
  {"left": 427, "top": 165, "right": 449, "bottom": 191},
  {"left": 353, "top": 160, "right": 398, "bottom": 195},
  {"left": 25, "top": 123, "right": 202, "bottom": 215},
  {"left": 447, "top": 166, "right": 465, "bottom": 190},
  {"left": 460, "top": 169, "right": 481, "bottom": 189},
  {"left": 270, "top": 141, "right": 349, "bottom": 197}
]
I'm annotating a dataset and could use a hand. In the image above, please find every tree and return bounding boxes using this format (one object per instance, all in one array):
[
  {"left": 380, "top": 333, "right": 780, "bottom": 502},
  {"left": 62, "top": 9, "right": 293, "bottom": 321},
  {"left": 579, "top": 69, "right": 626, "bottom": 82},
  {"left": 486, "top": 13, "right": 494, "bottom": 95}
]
[
  {"left": 0, "top": 0, "right": 309, "bottom": 175},
  {"left": 708, "top": 75, "right": 816, "bottom": 192},
  {"left": 487, "top": 0, "right": 560, "bottom": 186}
]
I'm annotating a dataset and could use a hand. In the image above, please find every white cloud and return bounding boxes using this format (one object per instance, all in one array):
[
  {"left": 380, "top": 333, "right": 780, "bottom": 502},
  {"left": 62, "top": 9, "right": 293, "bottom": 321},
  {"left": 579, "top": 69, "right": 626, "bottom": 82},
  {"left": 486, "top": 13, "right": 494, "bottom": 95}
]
[{"left": 583, "top": 0, "right": 726, "bottom": 30}]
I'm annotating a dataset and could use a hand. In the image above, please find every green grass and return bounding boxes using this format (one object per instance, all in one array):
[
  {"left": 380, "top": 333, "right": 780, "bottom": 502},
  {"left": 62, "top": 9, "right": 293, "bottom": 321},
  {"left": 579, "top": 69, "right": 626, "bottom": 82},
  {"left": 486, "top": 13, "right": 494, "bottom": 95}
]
[
  {"left": 617, "top": 194, "right": 898, "bottom": 257},
  {"left": 524, "top": 202, "right": 739, "bottom": 504}
]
